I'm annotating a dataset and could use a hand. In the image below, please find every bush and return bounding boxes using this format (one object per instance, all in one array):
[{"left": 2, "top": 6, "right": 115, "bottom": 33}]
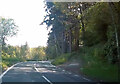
[
  {"left": 80, "top": 45, "right": 119, "bottom": 82},
  {"left": 52, "top": 53, "right": 71, "bottom": 65},
  {"left": 2, "top": 56, "right": 22, "bottom": 71}
]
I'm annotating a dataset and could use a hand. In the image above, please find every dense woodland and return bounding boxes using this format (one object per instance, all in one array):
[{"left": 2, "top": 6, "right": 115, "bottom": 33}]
[
  {"left": 42, "top": 2, "right": 120, "bottom": 81},
  {"left": 42, "top": 2, "right": 120, "bottom": 64}
]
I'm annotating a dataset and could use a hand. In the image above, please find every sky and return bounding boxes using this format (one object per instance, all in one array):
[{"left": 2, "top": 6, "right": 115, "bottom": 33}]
[{"left": 0, "top": 0, "right": 49, "bottom": 48}]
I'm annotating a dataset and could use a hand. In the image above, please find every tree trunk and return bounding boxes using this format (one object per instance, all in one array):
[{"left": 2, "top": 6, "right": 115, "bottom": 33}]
[
  {"left": 1, "top": 36, "right": 6, "bottom": 51},
  {"left": 74, "top": 27, "right": 79, "bottom": 51},
  {"left": 109, "top": 2, "right": 120, "bottom": 82},
  {"left": 79, "top": 3, "right": 85, "bottom": 46},
  {"left": 68, "top": 28, "right": 72, "bottom": 53},
  {"left": 62, "top": 31, "right": 65, "bottom": 53}
]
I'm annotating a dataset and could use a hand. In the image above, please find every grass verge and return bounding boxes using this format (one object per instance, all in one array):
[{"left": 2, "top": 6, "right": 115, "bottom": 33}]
[
  {"left": 52, "top": 44, "right": 119, "bottom": 82},
  {"left": 52, "top": 53, "right": 71, "bottom": 65},
  {"left": 2, "top": 57, "right": 23, "bottom": 71}
]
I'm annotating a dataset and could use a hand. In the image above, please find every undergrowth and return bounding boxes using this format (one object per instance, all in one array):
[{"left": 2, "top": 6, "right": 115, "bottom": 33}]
[{"left": 52, "top": 44, "right": 119, "bottom": 82}]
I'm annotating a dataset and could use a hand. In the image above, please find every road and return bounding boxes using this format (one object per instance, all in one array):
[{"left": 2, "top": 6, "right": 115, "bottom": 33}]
[{"left": 1, "top": 61, "right": 91, "bottom": 83}]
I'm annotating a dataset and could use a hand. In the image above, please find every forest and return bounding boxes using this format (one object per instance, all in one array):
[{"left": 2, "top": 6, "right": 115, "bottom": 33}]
[
  {"left": 2, "top": 43, "right": 46, "bottom": 71},
  {"left": 42, "top": 2, "right": 120, "bottom": 82},
  {"left": 0, "top": 2, "right": 120, "bottom": 82}
]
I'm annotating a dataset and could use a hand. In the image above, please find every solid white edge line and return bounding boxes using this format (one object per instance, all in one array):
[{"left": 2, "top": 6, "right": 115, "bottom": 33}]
[
  {"left": 0, "top": 62, "right": 20, "bottom": 79},
  {"left": 83, "top": 77, "right": 91, "bottom": 81},
  {"left": 42, "top": 76, "right": 53, "bottom": 84},
  {"left": 74, "top": 75, "right": 79, "bottom": 77},
  {"left": 35, "top": 61, "right": 91, "bottom": 82},
  {"left": 50, "top": 61, "right": 91, "bottom": 82}
]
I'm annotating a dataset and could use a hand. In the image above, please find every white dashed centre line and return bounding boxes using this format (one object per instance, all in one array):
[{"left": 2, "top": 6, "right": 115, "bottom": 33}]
[
  {"left": 34, "top": 67, "right": 39, "bottom": 72},
  {"left": 42, "top": 76, "right": 53, "bottom": 84},
  {"left": 34, "top": 64, "right": 53, "bottom": 84}
]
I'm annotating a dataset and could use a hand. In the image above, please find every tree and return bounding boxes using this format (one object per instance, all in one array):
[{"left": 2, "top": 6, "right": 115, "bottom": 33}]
[
  {"left": 30, "top": 47, "right": 46, "bottom": 61},
  {"left": 0, "top": 17, "right": 18, "bottom": 49},
  {"left": 20, "top": 42, "right": 30, "bottom": 60},
  {"left": 43, "top": 2, "right": 120, "bottom": 65},
  {"left": 42, "top": 2, "right": 67, "bottom": 56}
]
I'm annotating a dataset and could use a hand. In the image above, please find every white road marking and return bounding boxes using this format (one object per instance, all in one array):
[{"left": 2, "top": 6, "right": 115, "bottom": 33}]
[
  {"left": 62, "top": 70, "right": 65, "bottom": 71},
  {"left": 83, "top": 77, "right": 91, "bottom": 81},
  {"left": 74, "top": 75, "right": 79, "bottom": 77},
  {"left": 31, "top": 80, "right": 35, "bottom": 82},
  {"left": 56, "top": 67, "right": 91, "bottom": 82},
  {"left": 0, "top": 62, "right": 20, "bottom": 79},
  {"left": 34, "top": 66, "right": 39, "bottom": 72},
  {"left": 34, "top": 64, "right": 53, "bottom": 84},
  {"left": 48, "top": 62, "right": 91, "bottom": 82},
  {"left": 42, "top": 76, "right": 53, "bottom": 84},
  {"left": 68, "top": 72, "right": 72, "bottom": 74},
  {"left": 51, "top": 65, "right": 56, "bottom": 68}
]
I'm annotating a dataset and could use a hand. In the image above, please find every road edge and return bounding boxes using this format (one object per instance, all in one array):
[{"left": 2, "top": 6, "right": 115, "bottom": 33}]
[{"left": 0, "top": 62, "right": 21, "bottom": 80}]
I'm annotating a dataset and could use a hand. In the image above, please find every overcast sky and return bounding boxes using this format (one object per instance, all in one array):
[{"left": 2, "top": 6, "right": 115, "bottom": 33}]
[{"left": 0, "top": 0, "right": 48, "bottom": 48}]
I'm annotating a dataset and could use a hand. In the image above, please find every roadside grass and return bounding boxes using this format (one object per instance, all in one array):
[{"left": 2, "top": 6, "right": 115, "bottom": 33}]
[
  {"left": 52, "top": 51, "right": 81, "bottom": 65},
  {"left": 80, "top": 45, "right": 119, "bottom": 82},
  {"left": 2, "top": 56, "right": 23, "bottom": 71},
  {"left": 52, "top": 53, "right": 71, "bottom": 65},
  {"left": 2, "top": 62, "right": 8, "bottom": 71},
  {"left": 81, "top": 63, "right": 118, "bottom": 82},
  {"left": 52, "top": 44, "right": 119, "bottom": 82}
]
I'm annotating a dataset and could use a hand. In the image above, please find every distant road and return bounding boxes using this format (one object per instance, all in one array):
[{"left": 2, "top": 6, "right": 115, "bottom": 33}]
[{"left": 1, "top": 61, "right": 91, "bottom": 83}]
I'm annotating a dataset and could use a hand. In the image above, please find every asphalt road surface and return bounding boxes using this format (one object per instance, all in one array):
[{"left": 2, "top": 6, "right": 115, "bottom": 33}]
[{"left": 1, "top": 61, "right": 92, "bottom": 83}]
